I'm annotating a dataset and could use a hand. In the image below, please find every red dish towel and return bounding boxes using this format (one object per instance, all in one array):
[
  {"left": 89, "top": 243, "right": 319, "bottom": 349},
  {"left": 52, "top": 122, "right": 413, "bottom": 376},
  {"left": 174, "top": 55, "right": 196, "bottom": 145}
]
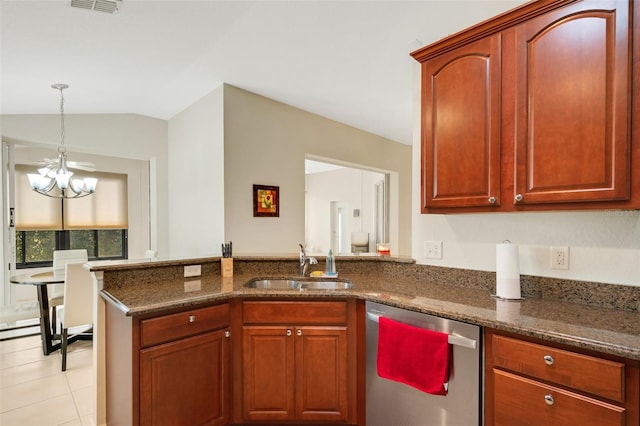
[{"left": 377, "top": 316, "right": 450, "bottom": 395}]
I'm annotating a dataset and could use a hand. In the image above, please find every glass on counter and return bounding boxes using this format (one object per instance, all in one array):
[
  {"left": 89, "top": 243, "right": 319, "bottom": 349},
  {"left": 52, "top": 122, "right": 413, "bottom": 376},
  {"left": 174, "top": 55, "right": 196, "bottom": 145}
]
[{"left": 377, "top": 243, "right": 390, "bottom": 256}]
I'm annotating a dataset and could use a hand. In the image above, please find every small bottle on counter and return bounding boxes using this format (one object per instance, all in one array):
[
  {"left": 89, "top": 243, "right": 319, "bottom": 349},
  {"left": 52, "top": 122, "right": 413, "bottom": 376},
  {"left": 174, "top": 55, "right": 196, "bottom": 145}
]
[{"left": 325, "top": 249, "right": 337, "bottom": 276}]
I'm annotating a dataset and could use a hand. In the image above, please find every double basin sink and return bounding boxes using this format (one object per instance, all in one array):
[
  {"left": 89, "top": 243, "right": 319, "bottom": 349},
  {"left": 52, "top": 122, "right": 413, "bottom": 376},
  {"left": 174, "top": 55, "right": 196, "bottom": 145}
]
[{"left": 245, "top": 278, "right": 353, "bottom": 291}]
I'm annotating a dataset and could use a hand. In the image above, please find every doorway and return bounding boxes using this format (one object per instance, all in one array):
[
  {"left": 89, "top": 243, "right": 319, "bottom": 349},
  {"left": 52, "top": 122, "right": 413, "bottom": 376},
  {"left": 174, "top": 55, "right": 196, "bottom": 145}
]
[
  {"left": 331, "top": 201, "right": 351, "bottom": 254},
  {"left": 305, "top": 158, "right": 389, "bottom": 255}
]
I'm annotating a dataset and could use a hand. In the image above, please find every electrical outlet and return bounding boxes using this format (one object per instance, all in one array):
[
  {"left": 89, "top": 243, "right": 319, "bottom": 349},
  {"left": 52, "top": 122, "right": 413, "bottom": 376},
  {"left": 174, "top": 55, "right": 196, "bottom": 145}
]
[
  {"left": 184, "top": 264, "right": 202, "bottom": 277},
  {"left": 424, "top": 240, "right": 443, "bottom": 259},
  {"left": 550, "top": 247, "right": 569, "bottom": 270}
]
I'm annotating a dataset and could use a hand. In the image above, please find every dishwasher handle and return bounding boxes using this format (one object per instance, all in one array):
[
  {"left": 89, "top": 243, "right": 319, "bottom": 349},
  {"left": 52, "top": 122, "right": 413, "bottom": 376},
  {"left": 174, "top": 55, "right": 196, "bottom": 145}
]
[{"left": 366, "top": 311, "right": 477, "bottom": 350}]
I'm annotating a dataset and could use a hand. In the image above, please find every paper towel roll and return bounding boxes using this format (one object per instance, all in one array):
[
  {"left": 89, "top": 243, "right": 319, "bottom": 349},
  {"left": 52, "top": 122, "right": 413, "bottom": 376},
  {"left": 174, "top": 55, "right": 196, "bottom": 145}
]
[
  {"left": 496, "top": 243, "right": 521, "bottom": 299},
  {"left": 496, "top": 299, "right": 521, "bottom": 322}
]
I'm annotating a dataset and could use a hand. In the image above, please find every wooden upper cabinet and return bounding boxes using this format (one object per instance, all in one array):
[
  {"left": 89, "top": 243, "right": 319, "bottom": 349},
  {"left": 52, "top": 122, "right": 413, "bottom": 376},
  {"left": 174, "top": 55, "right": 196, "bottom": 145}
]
[
  {"left": 412, "top": 0, "right": 638, "bottom": 213},
  {"left": 512, "top": 0, "right": 630, "bottom": 205},
  {"left": 422, "top": 35, "right": 502, "bottom": 210}
]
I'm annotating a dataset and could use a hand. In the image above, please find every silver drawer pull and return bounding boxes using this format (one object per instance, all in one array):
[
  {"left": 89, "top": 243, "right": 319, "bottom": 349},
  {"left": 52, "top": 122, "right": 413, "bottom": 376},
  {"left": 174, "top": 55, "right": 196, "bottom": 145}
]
[
  {"left": 488, "top": 196, "right": 496, "bottom": 204},
  {"left": 515, "top": 194, "right": 523, "bottom": 202},
  {"left": 297, "top": 329, "right": 302, "bottom": 336},
  {"left": 544, "top": 394, "right": 554, "bottom": 406},
  {"left": 543, "top": 355, "right": 554, "bottom": 365},
  {"left": 286, "top": 329, "right": 292, "bottom": 336},
  {"left": 224, "top": 330, "right": 230, "bottom": 338},
  {"left": 188, "top": 315, "right": 196, "bottom": 323}
]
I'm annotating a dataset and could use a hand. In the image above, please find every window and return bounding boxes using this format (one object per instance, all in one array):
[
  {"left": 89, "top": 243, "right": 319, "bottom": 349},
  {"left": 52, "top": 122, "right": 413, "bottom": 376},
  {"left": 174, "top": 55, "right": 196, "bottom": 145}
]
[
  {"left": 15, "top": 229, "right": 128, "bottom": 267},
  {"left": 14, "top": 165, "right": 129, "bottom": 268}
]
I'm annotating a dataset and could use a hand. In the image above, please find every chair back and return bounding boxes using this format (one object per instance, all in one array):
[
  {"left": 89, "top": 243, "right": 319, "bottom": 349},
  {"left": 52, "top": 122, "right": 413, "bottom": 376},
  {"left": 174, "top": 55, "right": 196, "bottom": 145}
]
[
  {"left": 53, "top": 249, "right": 88, "bottom": 273},
  {"left": 62, "top": 262, "right": 94, "bottom": 328},
  {"left": 50, "top": 249, "right": 88, "bottom": 300}
]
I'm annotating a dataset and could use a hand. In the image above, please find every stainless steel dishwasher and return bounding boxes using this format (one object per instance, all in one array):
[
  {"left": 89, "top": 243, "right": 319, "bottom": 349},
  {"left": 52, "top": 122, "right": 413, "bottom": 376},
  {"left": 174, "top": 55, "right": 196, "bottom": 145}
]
[{"left": 366, "top": 301, "right": 481, "bottom": 425}]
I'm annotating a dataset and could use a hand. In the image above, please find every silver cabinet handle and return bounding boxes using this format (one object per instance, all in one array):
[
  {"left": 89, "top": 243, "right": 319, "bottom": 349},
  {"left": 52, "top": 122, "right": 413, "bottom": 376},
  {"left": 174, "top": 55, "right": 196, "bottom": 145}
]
[
  {"left": 286, "top": 329, "right": 292, "bottom": 336},
  {"left": 488, "top": 196, "right": 496, "bottom": 204},
  {"left": 188, "top": 315, "right": 196, "bottom": 323},
  {"left": 515, "top": 194, "right": 523, "bottom": 202},
  {"left": 543, "top": 355, "right": 554, "bottom": 365},
  {"left": 544, "top": 394, "right": 554, "bottom": 406},
  {"left": 224, "top": 330, "right": 230, "bottom": 338},
  {"left": 297, "top": 329, "right": 302, "bottom": 336}
]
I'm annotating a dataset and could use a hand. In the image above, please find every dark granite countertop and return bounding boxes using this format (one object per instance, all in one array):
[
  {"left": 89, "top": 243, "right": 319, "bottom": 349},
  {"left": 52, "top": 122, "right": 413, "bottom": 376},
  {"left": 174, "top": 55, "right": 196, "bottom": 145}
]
[{"left": 94, "top": 256, "right": 640, "bottom": 361}]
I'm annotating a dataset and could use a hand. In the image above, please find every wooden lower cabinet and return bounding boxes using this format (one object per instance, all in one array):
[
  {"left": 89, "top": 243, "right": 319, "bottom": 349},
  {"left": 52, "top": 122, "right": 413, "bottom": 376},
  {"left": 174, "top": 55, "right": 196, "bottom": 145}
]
[
  {"left": 105, "top": 302, "right": 231, "bottom": 425},
  {"left": 485, "top": 329, "right": 640, "bottom": 426},
  {"left": 140, "top": 329, "right": 229, "bottom": 425},
  {"left": 107, "top": 298, "right": 364, "bottom": 426},
  {"left": 236, "top": 299, "right": 361, "bottom": 425},
  {"left": 242, "top": 325, "right": 348, "bottom": 422}
]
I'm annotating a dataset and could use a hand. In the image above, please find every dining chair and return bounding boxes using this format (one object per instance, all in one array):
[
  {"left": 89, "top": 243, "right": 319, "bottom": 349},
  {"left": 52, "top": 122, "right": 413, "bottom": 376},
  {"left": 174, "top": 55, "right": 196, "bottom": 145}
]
[
  {"left": 50, "top": 249, "right": 88, "bottom": 334},
  {"left": 59, "top": 262, "right": 94, "bottom": 371}
]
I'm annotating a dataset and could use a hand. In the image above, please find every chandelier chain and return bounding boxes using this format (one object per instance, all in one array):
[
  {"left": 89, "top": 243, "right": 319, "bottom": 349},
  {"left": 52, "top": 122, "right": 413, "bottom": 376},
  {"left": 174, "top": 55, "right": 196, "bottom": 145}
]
[{"left": 57, "top": 85, "right": 66, "bottom": 154}]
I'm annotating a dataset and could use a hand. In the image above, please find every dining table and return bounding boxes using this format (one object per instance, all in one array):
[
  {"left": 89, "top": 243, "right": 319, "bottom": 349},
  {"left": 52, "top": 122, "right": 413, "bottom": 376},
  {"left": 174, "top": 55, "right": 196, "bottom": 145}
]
[{"left": 10, "top": 269, "right": 68, "bottom": 355}]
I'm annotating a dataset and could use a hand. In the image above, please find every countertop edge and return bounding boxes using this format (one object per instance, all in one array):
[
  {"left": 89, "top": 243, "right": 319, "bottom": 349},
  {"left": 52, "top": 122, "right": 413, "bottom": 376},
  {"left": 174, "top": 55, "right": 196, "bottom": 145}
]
[
  {"left": 88, "top": 254, "right": 415, "bottom": 271},
  {"left": 100, "top": 287, "right": 640, "bottom": 361}
]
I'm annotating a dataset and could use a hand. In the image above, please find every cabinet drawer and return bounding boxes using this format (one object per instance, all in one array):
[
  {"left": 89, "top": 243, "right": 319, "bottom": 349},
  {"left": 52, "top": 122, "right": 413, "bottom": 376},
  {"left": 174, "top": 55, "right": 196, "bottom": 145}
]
[
  {"left": 493, "top": 369, "right": 625, "bottom": 426},
  {"left": 140, "top": 303, "right": 229, "bottom": 347},
  {"left": 492, "top": 334, "right": 624, "bottom": 402},
  {"left": 243, "top": 301, "right": 347, "bottom": 324}
]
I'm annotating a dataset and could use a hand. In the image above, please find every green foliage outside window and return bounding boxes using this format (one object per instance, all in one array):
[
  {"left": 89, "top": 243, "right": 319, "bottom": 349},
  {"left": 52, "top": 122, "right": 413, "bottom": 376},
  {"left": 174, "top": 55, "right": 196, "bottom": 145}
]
[
  {"left": 97, "top": 230, "right": 124, "bottom": 258},
  {"left": 17, "top": 230, "right": 55, "bottom": 263},
  {"left": 15, "top": 229, "right": 127, "bottom": 267}
]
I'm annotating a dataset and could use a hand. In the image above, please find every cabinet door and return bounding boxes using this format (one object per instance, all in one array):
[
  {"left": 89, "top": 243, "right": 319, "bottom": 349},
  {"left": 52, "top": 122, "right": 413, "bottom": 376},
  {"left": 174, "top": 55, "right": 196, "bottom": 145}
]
[
  {"left": 140, "top": 329, "right": 230, "bottom": 426},
  {"left": 421, "top": 34, "right": 502, "bottom": 210},
  {"left": 295, "top": 326, "right": 349, "bottom": 422},
  {"left": 513, "top": 0, "right": 630, "bottom": 205},
  {"left": 242, "top": 326, "right": 295, "bottom": 421}
]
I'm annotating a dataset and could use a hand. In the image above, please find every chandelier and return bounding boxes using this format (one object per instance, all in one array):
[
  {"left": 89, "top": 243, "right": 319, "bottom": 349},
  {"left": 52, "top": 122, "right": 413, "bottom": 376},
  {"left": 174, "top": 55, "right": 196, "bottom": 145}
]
[{"left": 27, "top": 84, "right": 98, "bottom": 198}]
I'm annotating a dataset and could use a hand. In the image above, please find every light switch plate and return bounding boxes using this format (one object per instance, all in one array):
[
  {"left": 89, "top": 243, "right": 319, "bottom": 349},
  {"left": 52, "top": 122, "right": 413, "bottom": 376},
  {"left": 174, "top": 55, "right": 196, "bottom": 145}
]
[
  {"left": 184, "top": 280, "right": 202, "bottom": 292},
  {"left": 550, "top": 247, "right": 569, "bottom": 270},
  {"left": 424, "top": 240, "right": 443, "bottom": 259},
  {"left": 184, "top": 264, "right": 202, "bottom": 277}
]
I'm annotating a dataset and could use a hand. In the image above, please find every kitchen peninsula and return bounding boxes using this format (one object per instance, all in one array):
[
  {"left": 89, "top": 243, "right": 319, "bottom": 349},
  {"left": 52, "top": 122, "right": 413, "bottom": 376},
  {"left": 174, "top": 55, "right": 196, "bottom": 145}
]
[{"left": 91, "top": 256, "right": 640, "bottom": 425}]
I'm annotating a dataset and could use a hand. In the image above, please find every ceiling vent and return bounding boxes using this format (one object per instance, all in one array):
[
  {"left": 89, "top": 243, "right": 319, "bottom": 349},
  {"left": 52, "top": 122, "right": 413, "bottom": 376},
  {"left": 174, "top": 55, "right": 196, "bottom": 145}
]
[{"left": 68, "top": 0, "right": 122, "bottom": 14}]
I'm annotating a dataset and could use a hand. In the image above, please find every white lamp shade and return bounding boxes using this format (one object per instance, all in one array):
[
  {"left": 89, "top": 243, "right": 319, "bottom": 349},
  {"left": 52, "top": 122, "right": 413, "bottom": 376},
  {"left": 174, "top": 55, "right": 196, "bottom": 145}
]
[
  {"left": 55, "top": 172, "right": 71, "bottom": 189},
  {"left": 84, "top": 177, "right": 98, "bottom": 192},
  {"left": 70, "top": 179, "right": 85, "bottom": 193},
  {"left": 27, "top": 173, "right": 50, "bottom": 190}
]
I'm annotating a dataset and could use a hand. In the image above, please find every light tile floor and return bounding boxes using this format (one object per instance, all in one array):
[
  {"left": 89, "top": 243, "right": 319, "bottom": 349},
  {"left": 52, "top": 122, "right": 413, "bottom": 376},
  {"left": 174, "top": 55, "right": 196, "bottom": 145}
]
[{"left": 0, "top": 334, "right": 94, "bottom": 425}]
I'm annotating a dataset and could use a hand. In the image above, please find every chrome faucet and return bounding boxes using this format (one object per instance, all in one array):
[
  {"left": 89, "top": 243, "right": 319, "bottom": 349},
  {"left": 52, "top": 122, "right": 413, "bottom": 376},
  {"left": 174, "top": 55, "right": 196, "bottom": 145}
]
[{"left": 299, "top": 243, "right": 317, "bottom": 277}]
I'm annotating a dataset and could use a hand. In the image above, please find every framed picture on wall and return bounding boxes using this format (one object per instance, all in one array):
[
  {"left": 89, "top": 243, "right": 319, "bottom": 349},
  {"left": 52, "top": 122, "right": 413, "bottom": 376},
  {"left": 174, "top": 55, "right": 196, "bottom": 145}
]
[{"left": 253, "top": 184, "right": 279, "bottom": 217}]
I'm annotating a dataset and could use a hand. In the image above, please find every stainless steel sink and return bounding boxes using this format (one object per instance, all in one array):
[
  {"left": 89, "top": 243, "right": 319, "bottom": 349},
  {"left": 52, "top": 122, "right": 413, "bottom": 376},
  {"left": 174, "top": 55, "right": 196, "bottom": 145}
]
[
  {"left": 300, "top": 280, "right": 353, "bottom": 290},
  {"left": 245, "top": 278, "right": 353, "bottom": 290},
  {"left": 247, "top": 279, "right": 299, "bottom": 289}
]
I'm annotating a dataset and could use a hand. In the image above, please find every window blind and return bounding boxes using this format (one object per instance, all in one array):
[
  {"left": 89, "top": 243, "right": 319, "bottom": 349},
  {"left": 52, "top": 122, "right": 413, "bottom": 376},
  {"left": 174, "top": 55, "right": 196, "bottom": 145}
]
[{"left": 14, "top": 164, "right": 128, "bottom": 230}]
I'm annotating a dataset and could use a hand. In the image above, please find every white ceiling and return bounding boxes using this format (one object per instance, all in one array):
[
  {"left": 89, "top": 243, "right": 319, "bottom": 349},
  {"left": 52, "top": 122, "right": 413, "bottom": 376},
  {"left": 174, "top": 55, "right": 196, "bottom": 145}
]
[{"left": 1, "top": 0, "right": 527, "bottom": 146}]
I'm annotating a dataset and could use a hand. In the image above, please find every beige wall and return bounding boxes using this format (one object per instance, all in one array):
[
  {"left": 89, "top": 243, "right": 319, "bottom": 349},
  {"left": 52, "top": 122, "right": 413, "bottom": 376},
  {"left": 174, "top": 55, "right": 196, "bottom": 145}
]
[
  {"left": 223, "top": 85, "right": 412, "bottom": 256},
  {"left": 167, "top": 87, "right": 225, "bottom": 258}
]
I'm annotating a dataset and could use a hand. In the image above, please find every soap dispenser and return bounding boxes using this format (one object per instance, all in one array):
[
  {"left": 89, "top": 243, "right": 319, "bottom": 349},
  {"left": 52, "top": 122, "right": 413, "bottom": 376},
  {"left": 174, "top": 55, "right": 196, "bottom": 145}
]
[{"left": 325, "top": 249, "right": 337, "bottom": 276}]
